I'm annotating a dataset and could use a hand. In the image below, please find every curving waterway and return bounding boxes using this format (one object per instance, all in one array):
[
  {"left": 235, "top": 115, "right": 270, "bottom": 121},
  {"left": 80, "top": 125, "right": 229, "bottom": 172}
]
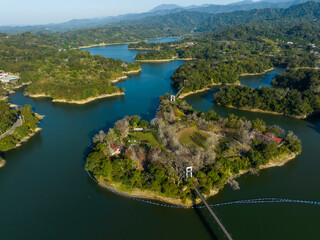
[{"left": 1, "top": 38, "right": 320, "bottom": 240}]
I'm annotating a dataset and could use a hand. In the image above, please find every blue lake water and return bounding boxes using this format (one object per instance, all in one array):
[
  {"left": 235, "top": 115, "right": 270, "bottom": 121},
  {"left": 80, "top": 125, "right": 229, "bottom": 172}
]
[{"left": 1, "top": 38, "right": 320, "bottom": 240}]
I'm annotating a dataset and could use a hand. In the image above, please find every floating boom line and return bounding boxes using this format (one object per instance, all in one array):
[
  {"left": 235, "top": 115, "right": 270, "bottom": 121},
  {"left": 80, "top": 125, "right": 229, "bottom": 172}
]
[{"left": 86, "top": 170, "right": 320, "bottom": 209}]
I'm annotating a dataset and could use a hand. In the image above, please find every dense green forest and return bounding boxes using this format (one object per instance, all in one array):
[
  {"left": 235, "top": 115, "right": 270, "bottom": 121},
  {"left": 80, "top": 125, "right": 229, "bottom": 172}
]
[
  {"left": 130, "top": 2, "right": 320, "bottom": 95},
  {"left": 37, "top": 11, "right": 216, "bottom": 49},
  {"left": 131, "top": 5, "right": 319, "bottom": 94},
  {"left": 0, "top": 84, "right": 8, "bottom": 99},
  {"left": 18, "top": 2, "right": 320, "bottom": 49},
  {"left": 0, "top": 2, "right": 319, "bottom": 100},
  {"left": 0, "top": 101, "right": 17, "bottom": 134},
  {"left": 0, "top": 33, "right": 140, "bottom": 101},
  {"left": 85, "top": 96, "right": 301, "bottom": 203},
  {"left": 137, "top": 31, "right": 317, "bottom": 93},
  {"left": 215, "top": 69, "right": 320, "bottom": 118},
  {"left": 0, "top": 101, "right": 41, "bottom": 152},
  {"left": 2, "top": 2, "right": 319, "bottom": 50}
]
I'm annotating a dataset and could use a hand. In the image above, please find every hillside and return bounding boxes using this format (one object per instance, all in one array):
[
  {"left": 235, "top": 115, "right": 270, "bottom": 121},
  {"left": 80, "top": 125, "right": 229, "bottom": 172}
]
[
  {"left": 199, "top": 1, "right": 320, "bottom": 32},
  {"left": 1, "top": 2, "right": 319, "bottom": 103},
  {"left": 20, "top": 1, "right": 318, "bottom": 50},
  {"left": 0, "top": 33, "right": 140, "bottom": 103},
  {"left": 1, "top": 1, "right": 319, "bottom": 34}
]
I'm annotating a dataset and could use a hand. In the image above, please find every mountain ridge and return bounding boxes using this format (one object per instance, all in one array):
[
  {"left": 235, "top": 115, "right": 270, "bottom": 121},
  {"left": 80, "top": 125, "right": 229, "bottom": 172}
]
[{"left": 1, "top": 0, "right": 319, "bottom": 34}]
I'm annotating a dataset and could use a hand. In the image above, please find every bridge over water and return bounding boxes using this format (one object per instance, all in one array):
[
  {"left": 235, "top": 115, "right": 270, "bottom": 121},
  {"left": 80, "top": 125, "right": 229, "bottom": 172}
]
[
  {"left": 193, "top": 183, "right": 234, "bottom": 240},
  {"left": 175, "top": 86, "right": 185, "bottom": 98},
  {"left": 87, "top": 170, "right": 320, "bottom": 239}
]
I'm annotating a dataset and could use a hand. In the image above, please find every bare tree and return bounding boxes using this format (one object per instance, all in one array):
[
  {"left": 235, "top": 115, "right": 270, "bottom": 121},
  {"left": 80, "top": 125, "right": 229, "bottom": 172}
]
[
  {"left": 204, "top": 150, "right": 216, "bottom": 166},
  {"left": 196, "top": 118, "right": 210, "bottom": 131},
  {"left": 235, "top": 129, "right": 251, "bottom": 146},
  {"left": 124, "top": 148, "right": 136, "bottom": 160},
  {"left": 157, "top": 121, "right": 168, "bottom": 146},
  {"left": 93, "top": 130, "right": 106, "bottom": 143},
  {"left": 105, "top": 129, "right": 117, "bottom": 143},
  {"left": 272, "top": 125, "right": 286, "bottom": 137},
  {"left": 148, "top": 146, "right": 162, "bottom": 161},
  {"left": 115, "top": 118, "right": 129, "bottom": 138},
  {"left": 150, "top": 118, "right": 160, "bottom": 127},
  {"left": 205, "top": 133, "right": 219, "bottom": 149},
  {"left": 163, "top": 109, "right": 176, "bottom": 122},
  {"left": 136, "top": 147, "right": 146, "bottom": 164}
]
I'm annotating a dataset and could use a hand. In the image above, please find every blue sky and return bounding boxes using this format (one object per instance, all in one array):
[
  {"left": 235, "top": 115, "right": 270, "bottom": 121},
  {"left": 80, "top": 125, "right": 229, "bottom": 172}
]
[{"left": 1, "top": 0, "right": 240, "bottom": 26}]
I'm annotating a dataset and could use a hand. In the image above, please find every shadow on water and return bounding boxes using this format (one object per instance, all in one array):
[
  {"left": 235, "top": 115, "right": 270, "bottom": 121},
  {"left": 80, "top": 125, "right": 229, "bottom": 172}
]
[
  {"left": 192, "top": 197, "right": 219, "bottom": 240},
  {"left": 306, "top": 112, "right": 320, "bottom": 135},
  {"left": 140, "top": 96, "right": 161, "bottom": 121},
  {"left": 3, "top": 130, "right": 43, "bottom": 158}
]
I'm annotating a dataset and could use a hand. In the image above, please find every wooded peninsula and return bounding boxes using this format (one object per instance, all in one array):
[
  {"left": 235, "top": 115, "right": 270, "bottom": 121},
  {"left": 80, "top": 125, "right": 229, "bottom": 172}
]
[
  {"left": 215, "top": 69, "right": 320, "bottom": 118},
  {"left": 85, "top": 96, "right": 301, "bottom": 206},
  {"left": 0, "top": 33, "right": 141, "bottom": 103},
  {"left": 0, "top": 100, "right": 42, "bottom": 153}
]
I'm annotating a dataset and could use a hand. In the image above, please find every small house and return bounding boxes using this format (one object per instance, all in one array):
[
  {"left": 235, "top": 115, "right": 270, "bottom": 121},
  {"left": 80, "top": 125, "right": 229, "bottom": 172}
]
[
  {"left": 110, "top": 145, "right": 120, "bottom": 156},
  {"left": 133, "top": 128, "right": 144, "bottom": 132},
  {"left": 264, "top": 134, "right": 282, "bottom": 145}
]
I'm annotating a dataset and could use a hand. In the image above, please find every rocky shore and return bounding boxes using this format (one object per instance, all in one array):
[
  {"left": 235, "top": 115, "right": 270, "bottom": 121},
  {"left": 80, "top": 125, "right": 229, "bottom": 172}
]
[{"left": 0, "top": 158, "right": 6, "bottom": 168}]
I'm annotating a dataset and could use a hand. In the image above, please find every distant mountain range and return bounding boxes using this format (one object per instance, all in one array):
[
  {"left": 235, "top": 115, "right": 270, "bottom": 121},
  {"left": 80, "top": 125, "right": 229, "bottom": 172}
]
[{"left": 0, "top": 0, "right": 319, "bottom": 34}]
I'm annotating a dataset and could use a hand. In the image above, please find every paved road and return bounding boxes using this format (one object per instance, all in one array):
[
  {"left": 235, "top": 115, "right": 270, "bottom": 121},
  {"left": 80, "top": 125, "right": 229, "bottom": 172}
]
[{"left": 0, "top": 115, "right": 22, "bottom": 139}]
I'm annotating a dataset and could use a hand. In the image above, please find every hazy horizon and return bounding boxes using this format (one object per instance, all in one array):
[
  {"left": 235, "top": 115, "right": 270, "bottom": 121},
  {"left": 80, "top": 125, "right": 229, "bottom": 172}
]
[{"left": 1, "top": 0, "right": 242, "bottom": 26}]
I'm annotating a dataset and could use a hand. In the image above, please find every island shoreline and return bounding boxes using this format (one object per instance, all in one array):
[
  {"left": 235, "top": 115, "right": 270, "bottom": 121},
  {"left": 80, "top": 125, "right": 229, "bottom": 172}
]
[
  {"left": 76, "top": 37, "right": 182, "bottom": 50},
  {"left": 27, "top": 92, "right": 125, "bottom": 104},
  {"left": 110, "top": 69, "right": 142, "bottom": 83},
  {"left": 15, "top": 128, "right": 42, "bottom": 148},
  {"left": 216, "top": 104, "right": 312, "bottom": 119},
  {"left": 135, "top": 58, "right": 194, "bottom": 63},
  {"left": 239, "top": 68, "right": 275, "bottom": 76},
  {"left": 91, "top": 153, "right": 297, "bottom": 207},
  {"left": 177, "top": 68, "right": 282, "bottom": 99},
  {"left": 178, "top": 82, "right": 240, "bottom": 99}
]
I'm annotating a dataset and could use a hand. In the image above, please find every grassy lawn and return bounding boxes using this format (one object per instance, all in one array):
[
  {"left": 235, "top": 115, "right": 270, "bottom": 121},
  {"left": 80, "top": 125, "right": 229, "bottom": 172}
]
[
  {"left": 130, "top": 131, "right": 162, "bottom": 148},
  {"left": 179, "top": 128, "right": 210, "bottom": 149},
  {"left": 174, "top": 107, "right": 185, "bottom": 118}
]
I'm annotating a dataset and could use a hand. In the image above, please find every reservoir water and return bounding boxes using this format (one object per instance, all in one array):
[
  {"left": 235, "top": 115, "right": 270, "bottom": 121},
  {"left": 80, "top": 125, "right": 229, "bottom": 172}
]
[{"left": 1, "top": 38, "right": 320, "bottom": 240}]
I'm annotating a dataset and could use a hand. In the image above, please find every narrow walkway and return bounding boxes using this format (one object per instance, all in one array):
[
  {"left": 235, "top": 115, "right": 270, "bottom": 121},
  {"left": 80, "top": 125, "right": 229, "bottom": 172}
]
[
  {"left": 193, "top": 183, "right": 233, "bottom": 240},
  {"left": 175, "top": 86, "right": 185, "bottom": 98},
  {"left": 0, "top": 115, "right": 22, "bottom": 139}
]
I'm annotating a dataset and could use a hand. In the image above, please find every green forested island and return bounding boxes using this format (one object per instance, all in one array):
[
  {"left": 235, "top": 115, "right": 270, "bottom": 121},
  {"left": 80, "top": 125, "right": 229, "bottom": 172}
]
[
  {"left": 1, "top": 2, "right": 319, "bottom": 102},
  {"left": 132, "top": 29, "right": 318, "bottom": 96},
  {"left": 0, "top": 101, "right": 41, "bottom": 153},
  {"left": 85, "top": 95, "right": 301, "bottom": 206},
  {"left": 131, "top": 2, "right": 320, "bottom": 96},
  {"left": 0, "top": 33, "right": 140, "bottom": 103},
  {"left": 215, "top": 69, "right": 320, "bottom": 118}
]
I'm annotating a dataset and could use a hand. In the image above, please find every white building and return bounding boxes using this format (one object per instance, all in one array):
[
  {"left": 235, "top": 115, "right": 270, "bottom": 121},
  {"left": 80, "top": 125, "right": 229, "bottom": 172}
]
[{"left": 0, "top": 73, "right": 19, "bottom": 83}]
